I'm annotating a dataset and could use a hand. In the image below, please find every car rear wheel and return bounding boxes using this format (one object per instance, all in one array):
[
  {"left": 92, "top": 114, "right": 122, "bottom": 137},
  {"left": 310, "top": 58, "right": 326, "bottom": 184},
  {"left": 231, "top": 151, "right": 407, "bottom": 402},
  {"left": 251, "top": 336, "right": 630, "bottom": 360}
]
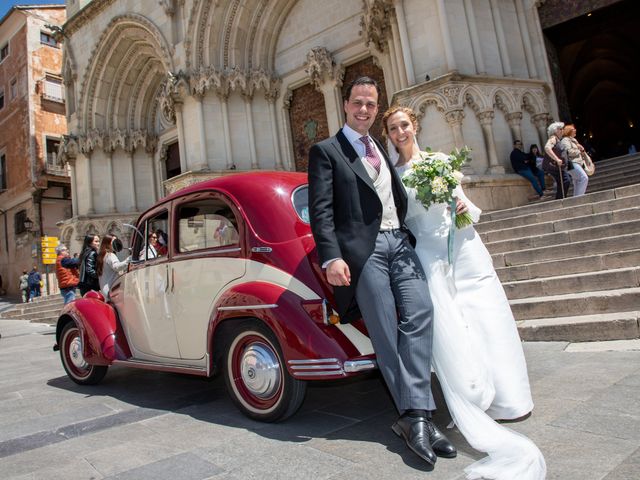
[
  {"left": 60, "top": 322, "right": 108, "bottom": 385},
  {"left": 224, "top": 321, "right": 306, "bottom": 422}
]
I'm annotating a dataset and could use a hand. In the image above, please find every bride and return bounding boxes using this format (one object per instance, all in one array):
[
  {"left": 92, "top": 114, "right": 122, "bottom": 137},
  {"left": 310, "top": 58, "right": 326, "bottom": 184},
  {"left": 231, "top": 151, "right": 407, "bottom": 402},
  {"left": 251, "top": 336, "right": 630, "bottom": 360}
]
[{"left": 382, "top": 106, "right": 546, "bottom": 480}]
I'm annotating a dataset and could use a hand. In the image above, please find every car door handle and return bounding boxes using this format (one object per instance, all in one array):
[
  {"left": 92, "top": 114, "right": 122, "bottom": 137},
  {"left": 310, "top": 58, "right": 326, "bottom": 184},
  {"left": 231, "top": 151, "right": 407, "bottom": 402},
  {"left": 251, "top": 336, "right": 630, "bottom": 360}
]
[
  {"left": 165, "top": 265, "right": 170, "bottom": 293},
  {"left": 171, "top": 267, "right": 175, "bottom": 293}
]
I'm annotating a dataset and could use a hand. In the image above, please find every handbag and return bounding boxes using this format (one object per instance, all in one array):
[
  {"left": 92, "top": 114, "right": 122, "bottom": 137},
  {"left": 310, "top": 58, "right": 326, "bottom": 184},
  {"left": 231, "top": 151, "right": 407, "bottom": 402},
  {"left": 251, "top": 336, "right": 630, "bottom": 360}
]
[
  {"left": 582, "top": 151, "right": 595, "bottom": 176},
  {"left": 542, "top": 142, "right": 565, "bottom": 173}
]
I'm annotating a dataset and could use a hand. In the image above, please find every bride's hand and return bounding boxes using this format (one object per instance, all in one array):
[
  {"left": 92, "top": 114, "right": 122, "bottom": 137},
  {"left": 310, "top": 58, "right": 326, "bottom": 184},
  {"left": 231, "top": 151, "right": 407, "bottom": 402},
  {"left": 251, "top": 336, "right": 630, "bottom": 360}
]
[{"left": 455, "top": 198, "right": 469, "bottom": 215}]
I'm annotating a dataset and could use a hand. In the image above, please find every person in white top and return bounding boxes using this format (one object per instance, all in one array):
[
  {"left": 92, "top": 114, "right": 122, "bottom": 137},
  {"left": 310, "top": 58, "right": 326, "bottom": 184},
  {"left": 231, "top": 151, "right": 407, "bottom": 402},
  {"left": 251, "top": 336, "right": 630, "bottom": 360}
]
[
  {"left": 139, "top": 232, "right": 159, "bottom": 260},
  {"left": 383, "top": 105, "right": 546, "bottom": 480},
  {"left": 97, "top": 234, "right": 131, "bottom": 299}
]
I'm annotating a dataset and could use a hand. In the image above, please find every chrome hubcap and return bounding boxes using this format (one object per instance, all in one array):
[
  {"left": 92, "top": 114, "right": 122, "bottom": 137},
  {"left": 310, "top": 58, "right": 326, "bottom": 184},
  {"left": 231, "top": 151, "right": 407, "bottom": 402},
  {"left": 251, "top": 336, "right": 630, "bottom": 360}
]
[
  {"left": 240, "top": 343, "right": 281, "bottom": 399},
  {"left": 69, "top": 335, "right": 87, "bottom": 370}
]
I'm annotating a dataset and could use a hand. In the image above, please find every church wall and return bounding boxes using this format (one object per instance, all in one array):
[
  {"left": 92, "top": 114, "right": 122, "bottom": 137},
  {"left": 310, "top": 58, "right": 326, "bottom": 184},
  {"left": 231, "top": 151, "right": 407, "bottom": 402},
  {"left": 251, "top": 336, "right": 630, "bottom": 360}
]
[
  {"left": 112, "top": 150, "right": 133, "bottom": 212},
  {"left": 500, "top": 0, "right": 529, "bottom": 79},
  {"left": 203, "top": 94, "right": 226, "bottom": 169},
  {"left": 461, "top": 105, "right": 490, "bottom": 173},
  {"left": 404, "top": 0, "right": 447, "bottom": 80},
  {"left": 474, "top": 0, "right": 503, "bottom": 77},
  {"left": 89, "top": 151, "right": 109, "bottom": 213},
  {"left": 417, "top": 105, "right": 455, "bottom": 154},
  {"left": 228, "top": 93, "right": 252, "bottom": 170},
  {"left": 74, "top": 155, "right": 91, "bottom": 216},
  {"left": 253, "top": 96, "right": 276, "bottom": 169},
  {"left": 520, "top": 110, "right": 541, "bottom": 150},
  {"left": 445, "top": 0, "right": 477, "bottom": 75},
  {"left": 493, "top": 109, "right": 514, "bottom": 168},
  {"left": 133, "top": 148, "right": 155, "bottom": 211},
  {"left": 274, "top": 0, "right": 362, "bottom": 74}
]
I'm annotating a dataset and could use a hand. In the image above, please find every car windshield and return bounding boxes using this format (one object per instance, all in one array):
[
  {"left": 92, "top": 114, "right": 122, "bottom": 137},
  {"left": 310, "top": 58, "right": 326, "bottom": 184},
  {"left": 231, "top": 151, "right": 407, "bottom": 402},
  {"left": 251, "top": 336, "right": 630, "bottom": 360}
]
[{"left": 292, "top": 186, "right": 309, "bottom": 224}]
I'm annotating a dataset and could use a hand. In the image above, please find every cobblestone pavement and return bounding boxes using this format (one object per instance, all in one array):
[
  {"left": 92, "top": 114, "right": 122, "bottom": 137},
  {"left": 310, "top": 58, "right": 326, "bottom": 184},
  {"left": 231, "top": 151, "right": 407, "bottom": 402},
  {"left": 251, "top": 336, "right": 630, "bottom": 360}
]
[{"left": 0, "top": 318, "right": 638, "bottom": 480}]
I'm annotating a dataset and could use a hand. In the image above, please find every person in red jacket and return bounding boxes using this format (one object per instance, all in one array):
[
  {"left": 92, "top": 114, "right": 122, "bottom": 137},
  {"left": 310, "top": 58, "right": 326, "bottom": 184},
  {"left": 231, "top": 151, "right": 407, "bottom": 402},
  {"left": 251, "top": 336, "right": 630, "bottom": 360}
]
[{"left": 55, "top": 244, "right": 80, "bottom": 304}]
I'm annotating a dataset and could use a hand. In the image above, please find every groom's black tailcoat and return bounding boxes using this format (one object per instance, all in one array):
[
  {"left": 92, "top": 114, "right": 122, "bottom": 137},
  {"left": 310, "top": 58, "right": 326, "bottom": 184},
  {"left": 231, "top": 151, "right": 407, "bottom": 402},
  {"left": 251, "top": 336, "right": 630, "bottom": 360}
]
[{"left": 308, "top": 129, "right": 414, "bottom": 323}]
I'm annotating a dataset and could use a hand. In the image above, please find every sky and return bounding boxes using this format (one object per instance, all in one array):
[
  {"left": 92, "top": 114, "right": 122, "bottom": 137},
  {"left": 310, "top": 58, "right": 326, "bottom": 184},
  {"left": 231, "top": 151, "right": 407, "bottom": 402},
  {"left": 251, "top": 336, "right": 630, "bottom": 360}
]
[{"left": 1, "top": 0, "right": 64, "bottom": 20}]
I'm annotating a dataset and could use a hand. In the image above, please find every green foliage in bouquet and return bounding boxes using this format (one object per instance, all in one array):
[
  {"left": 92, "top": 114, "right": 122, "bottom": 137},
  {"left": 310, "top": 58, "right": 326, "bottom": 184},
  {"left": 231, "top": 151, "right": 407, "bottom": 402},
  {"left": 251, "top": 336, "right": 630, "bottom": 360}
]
[{"left": 402, "top": 146, "right": 473, "bottom": 229}]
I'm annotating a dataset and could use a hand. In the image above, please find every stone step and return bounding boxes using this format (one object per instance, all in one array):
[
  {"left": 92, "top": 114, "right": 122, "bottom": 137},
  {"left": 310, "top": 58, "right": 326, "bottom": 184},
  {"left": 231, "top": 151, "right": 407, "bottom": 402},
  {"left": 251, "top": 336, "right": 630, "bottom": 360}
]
[
  {"left": 29, "top": 315, "right": 59, "bottom": 325},
  {"left": 495, "top": 249, "right": 640, "bottom": 282},
  {"left": 590, "top": 163, "right": 640, "bottom": 180},
  {"left": 480, "top": 184, "right": 640, "bottom": 223},
  {"left": 491, "top": 232, "right": 640, "bottom": 268},
  {"left": 476, "top": 184, "right": 640, "bottom": 227},
  {"left": 480, "top": 206, "right": 640, "bottom": 243},
  {"left": 6, "top": 307, "right": 64, "bottom": 321},
  {"left": 1, "top": 299, "right": 65, "bottom": 318},
  {"left": 517, "top": 311, "right": 640, "bottom": 342},
  {"left": 503, "top": 267, "right": 640, "bottom": 300},
  {"left": 588, "top": 177, "right": 640, "bottom": 192},
  {"left": 485, "top": 218, "right": 640, "bottom": 254},
  {"left": 510, "top": 287, "right": 640, "bottom": 321},
  {"left": 593, "top": 153, "right": 640, "bottom": 169}
]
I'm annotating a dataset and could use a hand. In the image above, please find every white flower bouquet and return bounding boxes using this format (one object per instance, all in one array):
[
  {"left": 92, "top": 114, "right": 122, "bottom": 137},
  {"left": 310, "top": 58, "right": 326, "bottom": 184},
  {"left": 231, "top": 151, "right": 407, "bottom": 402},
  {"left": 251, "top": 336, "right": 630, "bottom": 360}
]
[{"left": 401, "top": 146, "right": 473, "bottom": 229}]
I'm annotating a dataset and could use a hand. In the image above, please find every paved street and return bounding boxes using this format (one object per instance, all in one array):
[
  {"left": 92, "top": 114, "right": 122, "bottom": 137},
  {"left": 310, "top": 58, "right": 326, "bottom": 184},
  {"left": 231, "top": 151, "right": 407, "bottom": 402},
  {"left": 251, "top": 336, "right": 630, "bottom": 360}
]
[{"left": 0, "top": 316, "right": 638, "bottom": 480}]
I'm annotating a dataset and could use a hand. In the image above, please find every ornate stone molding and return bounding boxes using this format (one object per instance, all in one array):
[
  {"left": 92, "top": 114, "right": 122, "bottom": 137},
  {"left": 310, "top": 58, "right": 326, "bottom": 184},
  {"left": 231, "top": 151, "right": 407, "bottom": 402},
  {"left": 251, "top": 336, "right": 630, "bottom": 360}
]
[
  {"left": 76, "top": 129, "right": 158, "bottom": 155},
  {"left": 360, "top": 0, "right": 394, "bottom": 53},
  {"left": 63, "top": 0, "right": 118, "bottom": 36},
  {"left": 445, "top": 109, "right": 465, "bottom": 126},
  {"left": 506, "top": 112, "right": 523, "bottom": 126},
  {"left": 304, "top": 47, "right": 345, "bottom": 92},
  {"left": 188, "top": 66, "right": 281, "bottom": 101}
]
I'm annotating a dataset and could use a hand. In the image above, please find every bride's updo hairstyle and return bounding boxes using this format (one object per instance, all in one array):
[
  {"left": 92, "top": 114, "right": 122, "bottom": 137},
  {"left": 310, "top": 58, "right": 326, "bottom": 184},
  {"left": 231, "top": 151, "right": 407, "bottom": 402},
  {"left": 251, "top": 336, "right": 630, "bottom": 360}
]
[{"left": 381, "top": 105, "right": 419, "bottom": 139}]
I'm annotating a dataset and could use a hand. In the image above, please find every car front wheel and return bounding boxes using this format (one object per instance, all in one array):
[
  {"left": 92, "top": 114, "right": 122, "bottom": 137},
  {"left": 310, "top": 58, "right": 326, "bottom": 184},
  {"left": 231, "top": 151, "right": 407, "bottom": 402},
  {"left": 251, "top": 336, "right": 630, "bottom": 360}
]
[
  {"left": 224, "top": 321, "right": 306, "bottom": 422},
  {"left": 59, "top": 322, "right": 108, "bottom": 385}
]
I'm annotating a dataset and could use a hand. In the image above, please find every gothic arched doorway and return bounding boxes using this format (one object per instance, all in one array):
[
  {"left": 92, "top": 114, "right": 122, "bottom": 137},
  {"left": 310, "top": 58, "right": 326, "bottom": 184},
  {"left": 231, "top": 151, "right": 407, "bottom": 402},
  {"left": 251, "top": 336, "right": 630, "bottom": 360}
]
[{"left": 542, "top": 0, "right": 640, "bottom": 158}]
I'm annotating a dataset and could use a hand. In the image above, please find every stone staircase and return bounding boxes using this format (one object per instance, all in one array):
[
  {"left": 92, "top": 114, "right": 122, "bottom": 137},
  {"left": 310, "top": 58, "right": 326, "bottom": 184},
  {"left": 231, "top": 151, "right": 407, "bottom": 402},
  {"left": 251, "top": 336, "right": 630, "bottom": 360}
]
[
  {"left": 478, "top": 154, "right": 640, "bottom": 342},
  {"left": 0, "top": 294, "right": 64, "bottom": 325}
]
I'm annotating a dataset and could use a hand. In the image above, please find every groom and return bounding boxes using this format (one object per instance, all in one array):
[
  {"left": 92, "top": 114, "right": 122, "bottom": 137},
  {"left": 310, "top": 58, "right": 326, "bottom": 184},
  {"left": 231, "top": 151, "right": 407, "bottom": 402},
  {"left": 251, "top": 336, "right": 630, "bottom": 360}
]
[{"left": 308, "top": 76, "right": 456, "bottom": 468}]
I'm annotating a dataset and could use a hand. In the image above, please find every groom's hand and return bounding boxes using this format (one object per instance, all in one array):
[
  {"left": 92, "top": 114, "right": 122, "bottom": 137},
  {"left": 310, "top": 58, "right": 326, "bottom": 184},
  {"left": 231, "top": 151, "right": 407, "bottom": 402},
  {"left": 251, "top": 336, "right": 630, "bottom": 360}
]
[{"left": 326, "top": 259, "right": 351, "bottom": 287}]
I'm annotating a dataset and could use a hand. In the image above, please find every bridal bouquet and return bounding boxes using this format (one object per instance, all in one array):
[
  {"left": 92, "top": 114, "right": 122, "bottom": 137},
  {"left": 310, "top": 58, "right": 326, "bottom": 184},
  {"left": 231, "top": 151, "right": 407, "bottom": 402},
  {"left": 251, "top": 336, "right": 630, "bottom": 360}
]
[{"left": 402, "top": 146, "right": 473, "bottom": 229}]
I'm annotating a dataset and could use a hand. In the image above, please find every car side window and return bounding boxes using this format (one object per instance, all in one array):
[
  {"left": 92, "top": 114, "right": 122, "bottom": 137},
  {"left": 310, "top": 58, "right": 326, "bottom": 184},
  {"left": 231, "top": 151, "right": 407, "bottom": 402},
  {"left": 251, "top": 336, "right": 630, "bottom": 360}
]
[
  {"left": 133, "top": 210, "right": 169, "bottom": 261},
  {"left": 177, "top": 199, "right": 239, "bottom": 252}
]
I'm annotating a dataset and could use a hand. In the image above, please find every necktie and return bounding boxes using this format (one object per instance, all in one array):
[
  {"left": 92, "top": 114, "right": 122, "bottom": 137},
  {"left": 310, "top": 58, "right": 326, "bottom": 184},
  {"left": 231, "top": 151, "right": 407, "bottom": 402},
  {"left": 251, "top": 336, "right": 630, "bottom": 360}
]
[{"left": 360, "top": 136, "right": 381, "bottom": 173}]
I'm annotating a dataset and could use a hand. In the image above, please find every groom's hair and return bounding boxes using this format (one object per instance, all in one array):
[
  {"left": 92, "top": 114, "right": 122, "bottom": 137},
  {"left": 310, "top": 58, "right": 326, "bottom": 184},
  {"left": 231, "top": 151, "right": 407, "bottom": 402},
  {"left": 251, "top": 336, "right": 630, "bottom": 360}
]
[{"left": 344, "top": 76, "right": 381, "bottom": 101}]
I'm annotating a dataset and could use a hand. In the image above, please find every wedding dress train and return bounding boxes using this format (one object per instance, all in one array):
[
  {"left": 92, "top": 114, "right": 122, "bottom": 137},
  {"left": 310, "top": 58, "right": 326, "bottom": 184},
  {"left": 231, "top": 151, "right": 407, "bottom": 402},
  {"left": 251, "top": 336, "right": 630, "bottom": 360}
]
[{"left": 397, "top": 162, "right": 547, "bottom": 480}]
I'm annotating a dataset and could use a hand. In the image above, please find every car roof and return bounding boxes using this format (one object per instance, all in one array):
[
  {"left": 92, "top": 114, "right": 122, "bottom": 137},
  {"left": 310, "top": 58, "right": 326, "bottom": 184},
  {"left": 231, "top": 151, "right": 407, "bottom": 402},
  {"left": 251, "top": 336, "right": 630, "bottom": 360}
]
[{"left": 161, "top": 171, "right": 310, "bottom": 243}]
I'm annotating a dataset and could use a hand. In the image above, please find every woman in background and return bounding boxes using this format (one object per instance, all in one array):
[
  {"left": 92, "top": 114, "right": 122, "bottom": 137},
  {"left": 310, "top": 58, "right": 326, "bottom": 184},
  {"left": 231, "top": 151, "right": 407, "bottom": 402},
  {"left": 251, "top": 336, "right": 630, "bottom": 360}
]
[
  {"left": 78, "top": 235, "right": 100, "bottom": 296},
  {"left": 96, "top": 235, "right": 131, "bottom": 299},
  {"left": 560, "top": 124, "right": 589, "bottom": 196}
]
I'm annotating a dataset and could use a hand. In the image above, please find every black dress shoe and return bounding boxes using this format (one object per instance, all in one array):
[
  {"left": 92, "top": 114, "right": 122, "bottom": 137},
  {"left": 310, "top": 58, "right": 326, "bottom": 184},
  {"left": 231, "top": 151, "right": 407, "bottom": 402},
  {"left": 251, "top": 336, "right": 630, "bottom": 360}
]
[
  {"left": 391, "top": 414, "right": 437, "bottom": 467},
  {"left": 428, "top": 422, "right": 457, "bottom": 458}
]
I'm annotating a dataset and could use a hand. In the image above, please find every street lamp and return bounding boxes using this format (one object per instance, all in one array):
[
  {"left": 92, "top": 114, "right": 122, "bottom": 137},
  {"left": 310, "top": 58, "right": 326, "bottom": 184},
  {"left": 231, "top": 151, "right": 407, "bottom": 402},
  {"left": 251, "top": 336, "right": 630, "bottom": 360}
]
[{"left": 23, "top": 217, "right": 34, "bottom": 232}]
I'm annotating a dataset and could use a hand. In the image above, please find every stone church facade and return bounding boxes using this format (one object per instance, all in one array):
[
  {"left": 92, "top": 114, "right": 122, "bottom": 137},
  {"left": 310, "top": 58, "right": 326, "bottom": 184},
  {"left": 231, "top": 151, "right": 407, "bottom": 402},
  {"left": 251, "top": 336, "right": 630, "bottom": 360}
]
[{"left": 59, "top": 0, "right": 556, "bottom": 250}]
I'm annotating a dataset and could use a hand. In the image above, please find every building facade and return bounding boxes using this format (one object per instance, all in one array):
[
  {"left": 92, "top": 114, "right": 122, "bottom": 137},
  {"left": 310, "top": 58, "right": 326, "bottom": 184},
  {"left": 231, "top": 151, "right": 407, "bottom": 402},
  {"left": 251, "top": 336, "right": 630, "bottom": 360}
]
[
  {"left": 58, "top": 0, "right": 559, "bottom": 253},
  {"left": 0, "top": 5, "right": 69, "bottom": 297}
]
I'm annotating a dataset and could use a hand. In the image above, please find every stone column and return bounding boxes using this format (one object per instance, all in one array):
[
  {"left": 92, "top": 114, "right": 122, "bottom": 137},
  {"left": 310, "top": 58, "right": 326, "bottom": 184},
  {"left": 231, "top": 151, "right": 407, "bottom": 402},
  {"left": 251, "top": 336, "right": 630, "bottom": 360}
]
[
  {"left": 478, "top": 111, "right": 504, "bottom": 174},
  {"left": 243, "top": 93, "right": 259, "bottom": 169},
  {"left": 463, "top": 0, "right": 485, "bottom": 74},
  {"left": 84, "top": 152, "right": 95, "bottom": 214},
  {"left": 66, "top": 159, "right": 78, "bottom": 217},
  {"left": 515, "top": 0, "right": 537, "bottom": 78},
  {"left": 532, "top": 113, "right": 550, "bottom": 147},
  {"left": 436, "top": 0, "right": 457, "bottom": 72},
  {"left": 105, "top": 149, "right": 117, "bottom": 213},
  {"left": 393, "top": 0, "right": 415, "bottom": 86},
  {"left": 506, "top": 112, "right": 524, "bottom": 144},
  {"left": 218, "top": 89, "right": 234, "bottom": 170},
  {"left": 195, "top": 94, "right": 208, "bottom": 170},
  {"left": 127, "top": 149, "right": 138, "bottom": 212},
  {"left": 266, "top": 88, "right": 284, "bottom": 170},
  {"left": 489, "top": 0, "right": 512, "bottom": 76},
  {"left": 281, "top": 89, "right": 295, "bottom": 171},
  {"left": 446, "top": 109, "right": 474, "bottom": 173},
  {"left": 174, "top": 102, "right": 188, "bottom": 174},
  {"left": 305, "top": 47, "right": 345, "bottom": 135},
  {"left": 147, "top": 139, "right": 159, "bottom": 203}
]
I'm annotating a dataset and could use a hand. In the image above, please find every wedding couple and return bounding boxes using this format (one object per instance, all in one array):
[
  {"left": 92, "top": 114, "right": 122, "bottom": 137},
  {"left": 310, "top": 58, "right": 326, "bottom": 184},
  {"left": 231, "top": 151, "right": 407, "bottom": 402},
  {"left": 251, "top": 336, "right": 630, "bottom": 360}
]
[{"left": 308, "top": 77, "right": 546, "bottom": 479}]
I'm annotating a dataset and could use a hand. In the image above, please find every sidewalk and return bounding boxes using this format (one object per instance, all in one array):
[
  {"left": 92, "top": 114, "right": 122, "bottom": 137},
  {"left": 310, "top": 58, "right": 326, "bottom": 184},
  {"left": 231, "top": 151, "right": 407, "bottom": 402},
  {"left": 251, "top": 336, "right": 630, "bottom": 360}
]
[{"left": 0, "top": 318, "right": 638, "bottom": 479}]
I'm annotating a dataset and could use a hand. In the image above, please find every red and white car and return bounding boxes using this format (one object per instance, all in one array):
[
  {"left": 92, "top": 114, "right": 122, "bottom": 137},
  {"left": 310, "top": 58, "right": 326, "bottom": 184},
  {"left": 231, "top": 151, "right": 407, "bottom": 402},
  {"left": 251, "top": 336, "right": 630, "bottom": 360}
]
[{"left": 54, "top": 172, "right": 376, "bottom": 422}]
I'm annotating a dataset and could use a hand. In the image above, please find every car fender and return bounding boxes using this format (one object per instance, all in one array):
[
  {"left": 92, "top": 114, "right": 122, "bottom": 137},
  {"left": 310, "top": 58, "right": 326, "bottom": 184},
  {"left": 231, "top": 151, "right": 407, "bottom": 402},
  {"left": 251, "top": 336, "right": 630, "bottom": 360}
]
[
  {"left": 56, "top": 295, "right": 131, "bottom": 365},
  {"left": 210, "top": 281, "right": 353, "bottom": 371}
]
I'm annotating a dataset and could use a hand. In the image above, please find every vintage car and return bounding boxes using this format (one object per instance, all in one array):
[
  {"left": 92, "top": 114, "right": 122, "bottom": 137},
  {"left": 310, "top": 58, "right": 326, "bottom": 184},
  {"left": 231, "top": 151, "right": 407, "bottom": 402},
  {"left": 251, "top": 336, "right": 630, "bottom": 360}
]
[{"left": 54, "top": 172, "right": 376, "bottom": 422}]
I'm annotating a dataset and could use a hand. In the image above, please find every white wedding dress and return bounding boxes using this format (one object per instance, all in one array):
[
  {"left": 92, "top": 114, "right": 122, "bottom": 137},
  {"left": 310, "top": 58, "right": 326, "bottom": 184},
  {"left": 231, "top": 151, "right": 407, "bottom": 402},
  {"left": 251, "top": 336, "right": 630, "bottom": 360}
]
[{"left": 396, "top": 161, "right": 547, "bottom": 480}]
